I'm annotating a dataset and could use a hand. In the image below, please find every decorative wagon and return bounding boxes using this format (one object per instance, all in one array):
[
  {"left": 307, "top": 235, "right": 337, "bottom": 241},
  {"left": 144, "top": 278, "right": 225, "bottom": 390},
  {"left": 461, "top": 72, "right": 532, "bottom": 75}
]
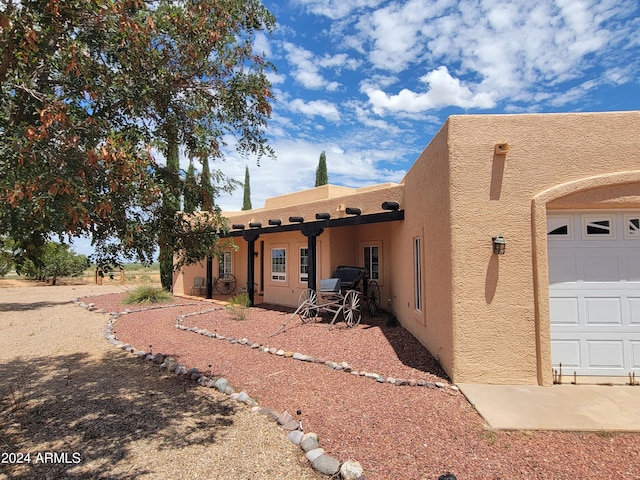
[{"left": 271, "top": 266, "right": 380, "bottom": 335}]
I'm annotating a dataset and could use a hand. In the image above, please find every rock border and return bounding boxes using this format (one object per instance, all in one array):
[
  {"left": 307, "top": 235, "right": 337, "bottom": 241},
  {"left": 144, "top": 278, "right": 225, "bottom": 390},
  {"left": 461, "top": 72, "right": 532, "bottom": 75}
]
[
  {"left": 74, "top": 298, "right": 364, "bottom": 479},
  {"left": 176, "top": 308, "right": 459, "bottom": 393}
]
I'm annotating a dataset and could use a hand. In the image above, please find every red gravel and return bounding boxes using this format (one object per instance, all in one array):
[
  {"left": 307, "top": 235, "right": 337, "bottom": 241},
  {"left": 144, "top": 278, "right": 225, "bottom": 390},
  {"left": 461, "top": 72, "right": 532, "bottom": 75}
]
[{"left": 85, "top": 293, "right": 640, "bottom": 480}]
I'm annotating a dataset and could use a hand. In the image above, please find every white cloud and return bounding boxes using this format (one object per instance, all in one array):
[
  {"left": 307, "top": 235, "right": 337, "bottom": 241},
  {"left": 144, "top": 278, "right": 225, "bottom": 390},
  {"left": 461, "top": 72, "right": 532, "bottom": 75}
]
[
  {"left": 266, "top": 71, "right": 286, "bottom": 85},
  {"left": 364, "top": 66, "right": 495, "bottom": 114},
  {"left": 356, "top": 0, "right": 454, "bottom": 73},
  {"left": 288, "top": 98, "right": 341, "bottom": 121},
  {"left": 547, "top": 79, "right": 599, "bottom": 107},
  {"left": 351, "top": 102, "right": 399, "bottom": 133},
  {"left": 293, "top": 0, "right": 385, "bottom": 20},
  {"left": 253, "top": 32, "right": 272, "bottom": 58},
  {"left": 351, "top": 0, "right": 636, "bottom": 110},
  {"left": 282, "top": 42, "right": 344, "bottom": 91}
]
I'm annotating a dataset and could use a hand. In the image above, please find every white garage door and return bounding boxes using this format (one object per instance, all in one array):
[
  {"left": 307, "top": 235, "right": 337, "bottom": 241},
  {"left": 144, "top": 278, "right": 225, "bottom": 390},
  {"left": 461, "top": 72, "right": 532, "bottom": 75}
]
[{"left": 548, "top": 212, "right": 640, "bottom": 376}]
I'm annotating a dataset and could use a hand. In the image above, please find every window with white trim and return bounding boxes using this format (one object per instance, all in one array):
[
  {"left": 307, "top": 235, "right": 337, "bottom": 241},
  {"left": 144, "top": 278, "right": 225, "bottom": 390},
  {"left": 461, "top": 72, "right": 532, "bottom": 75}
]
[
  {"left": 218, "top": 252, "right": 232, "bottom": 277},
  {"left": 299, "top": 247, "right": 309, "bottom": 283},
  {"left": 582, "top": 214, "right": 615, "bottom": 239},
  {"left": 547, "top": 215, "right": 573, "bottom": 239},
  {"left": 624, "top": 214, "right": 640, "bottom": 239},
  {"left": 271, "top": 248, "right": 286, "bottom": 281},
  {"left": 363, "top": 245, "right": 380, "bottom": 281},
  {"left": 413, "top": 237, "right": 422, "bottom": 312}
]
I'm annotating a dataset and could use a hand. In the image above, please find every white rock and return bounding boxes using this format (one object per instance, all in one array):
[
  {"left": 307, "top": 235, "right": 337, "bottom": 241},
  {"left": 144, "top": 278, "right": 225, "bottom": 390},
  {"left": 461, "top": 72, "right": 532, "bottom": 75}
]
[{"left": 340, "top": 459, "right": 364, "bottom": 480}]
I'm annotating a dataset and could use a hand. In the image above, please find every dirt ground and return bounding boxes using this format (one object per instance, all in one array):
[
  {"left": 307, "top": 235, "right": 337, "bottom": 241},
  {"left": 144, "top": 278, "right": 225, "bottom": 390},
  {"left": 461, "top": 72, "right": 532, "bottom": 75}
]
[{"left": 0, "top": 284, "right": 323, "bottom": 480}]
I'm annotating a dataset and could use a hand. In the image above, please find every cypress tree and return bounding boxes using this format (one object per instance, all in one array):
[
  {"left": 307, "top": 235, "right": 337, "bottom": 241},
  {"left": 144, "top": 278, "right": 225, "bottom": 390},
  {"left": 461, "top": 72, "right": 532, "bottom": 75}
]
[
  {"left": 183, "top": 158, "right": 199, "bottom": 213},
  {"left": 242, "top": 166, "right": 252, "bottom": 210},
  {"left": 315, "top": 151, "right": 328, "bottom": 186},
  {"left": 200, "top": 153, "right": 215, "bottom": 212},
  {"left": 158, "top": 119, "right": 181, "bottom": 291}
]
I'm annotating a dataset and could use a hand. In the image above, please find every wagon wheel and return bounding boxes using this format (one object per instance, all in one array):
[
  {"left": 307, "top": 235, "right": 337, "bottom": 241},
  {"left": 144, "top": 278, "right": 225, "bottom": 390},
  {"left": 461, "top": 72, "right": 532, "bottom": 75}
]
[
  {"left": 367, "top": 280, "right": 380, "bottom": 317},
  {"left": 298, "top": 288, "right": 319, "bottom": 323},
  {"left": 215, "top": 274, "right": 237, "bottom": 295},
  {"left": 342, "top": 290, "right": 361, "bottom": 327}
]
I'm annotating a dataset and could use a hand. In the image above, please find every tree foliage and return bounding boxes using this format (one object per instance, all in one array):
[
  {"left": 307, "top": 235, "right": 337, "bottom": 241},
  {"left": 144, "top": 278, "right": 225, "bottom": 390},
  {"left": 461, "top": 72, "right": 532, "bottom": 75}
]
[
  {"left": 19, "top": 242, "right": 88, "bottom": 285},
  {"left": 0, "top": 0, "right": 276, "bottom": 281},
  {"left": 0, "top": 236, "right": 13, "bottom": 277},
  {"left": 242, "top": 165, "right": 252, "bottom": 210},
  {"left": 315, "top": 151, "right": 328, "bottom": 186},
  {"left": 183, "top": 160, "right": 199, "bottom": 214}
]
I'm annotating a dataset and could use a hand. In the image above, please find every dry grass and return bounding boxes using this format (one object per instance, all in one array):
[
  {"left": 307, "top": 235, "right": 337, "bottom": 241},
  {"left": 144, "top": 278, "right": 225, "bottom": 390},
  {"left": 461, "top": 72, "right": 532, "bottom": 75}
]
[{"left": 0, "top": 285, "right": 323, "bottom": 480}]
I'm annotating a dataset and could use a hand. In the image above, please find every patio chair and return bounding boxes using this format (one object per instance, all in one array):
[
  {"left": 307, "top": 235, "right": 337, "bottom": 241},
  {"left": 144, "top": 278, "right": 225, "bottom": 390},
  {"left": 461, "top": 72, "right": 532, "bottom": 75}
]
[{"left": 190, "top": 277, "right": 206, "bottom": 296}]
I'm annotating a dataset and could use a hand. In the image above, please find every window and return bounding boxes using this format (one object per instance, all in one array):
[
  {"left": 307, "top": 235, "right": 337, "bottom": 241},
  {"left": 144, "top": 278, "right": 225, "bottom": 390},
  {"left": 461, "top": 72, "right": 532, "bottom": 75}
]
[
  {"left": 363, "top": 245, "right": 380, "bottom": 281},
  {"left": 547, "top": 215, "right": 573, "bottom": 239},
  {"left": 582, "top": 215, "right": 615, "bottom": 239},
  {"left": 624, "top": 214, "right": 640, "bottom": 239},
  {"left": 218, "top": 252, "right": 232, "bottom": 277},
  {"left": 271, "top": 248, "right": 286, "bottom": 281},
  {"left": 299, "top": 247, "right": 309, "bottom": 282},
  {"left": 413, "top": 237, "right": 422, "bottom": 312}
]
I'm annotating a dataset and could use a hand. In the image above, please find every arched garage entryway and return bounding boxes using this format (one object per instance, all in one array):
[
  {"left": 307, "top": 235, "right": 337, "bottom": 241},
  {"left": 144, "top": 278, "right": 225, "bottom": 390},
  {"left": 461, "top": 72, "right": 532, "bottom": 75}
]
[{"left": 532, "top": 172, "right": 640, "bottom": 385}]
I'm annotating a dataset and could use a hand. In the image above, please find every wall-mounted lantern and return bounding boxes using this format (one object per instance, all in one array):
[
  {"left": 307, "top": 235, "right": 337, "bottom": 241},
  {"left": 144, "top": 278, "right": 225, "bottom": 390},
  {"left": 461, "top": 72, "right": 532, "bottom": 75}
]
[{"left": 492, "top": 235, "right": 506, "bottom": 255}]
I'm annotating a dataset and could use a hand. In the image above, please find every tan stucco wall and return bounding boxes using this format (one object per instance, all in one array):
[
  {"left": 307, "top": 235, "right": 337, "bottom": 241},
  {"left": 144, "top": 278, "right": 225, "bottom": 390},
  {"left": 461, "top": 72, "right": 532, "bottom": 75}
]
[
  {"left": 263, "top": 184, "right": 357, "bottom": 209},
  {"left": 391, "top": 121, "right": 455, "bottom": 378},
  {"left": 409, "top": 111, "right": 640, "bottom": 385}
]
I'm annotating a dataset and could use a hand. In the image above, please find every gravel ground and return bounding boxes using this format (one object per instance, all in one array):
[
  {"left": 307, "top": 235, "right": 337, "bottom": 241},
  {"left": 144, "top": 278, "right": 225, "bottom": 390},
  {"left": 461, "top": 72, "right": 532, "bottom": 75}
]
[
  {"left": 91, "top": 295, "right": 640, "bottom": 480},
  {"left": 3, "top": 286, "right": 639, "bottom": 480},
  {"left": 96, "top": 292, "right": 640, "bottom": 480},
  {"left": 0, "top": 285, "right": 323, "bottom": 480}
]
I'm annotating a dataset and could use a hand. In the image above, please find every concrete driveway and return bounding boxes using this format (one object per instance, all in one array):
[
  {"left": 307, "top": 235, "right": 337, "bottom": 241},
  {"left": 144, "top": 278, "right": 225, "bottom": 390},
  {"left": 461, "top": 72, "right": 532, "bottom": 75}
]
[{"left": 458, "top": 383, "right": 640, "bottom": 431}]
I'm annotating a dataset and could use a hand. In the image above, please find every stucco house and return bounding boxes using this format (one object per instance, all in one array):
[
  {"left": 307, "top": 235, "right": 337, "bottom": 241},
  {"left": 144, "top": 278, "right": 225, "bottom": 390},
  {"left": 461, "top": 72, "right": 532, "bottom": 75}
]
[{"left": 174, "top": 111, "right": 640, "bottom": 386}]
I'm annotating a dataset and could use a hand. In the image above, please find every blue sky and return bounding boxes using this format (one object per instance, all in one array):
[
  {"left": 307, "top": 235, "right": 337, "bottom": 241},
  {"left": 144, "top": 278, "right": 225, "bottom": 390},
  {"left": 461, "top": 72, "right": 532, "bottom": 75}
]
[
  {"left": 71, "top": 0, "right": 640, "bottom": 256},
  {"left": 212, "top": 0, "right": 639, "bottom": 212}
]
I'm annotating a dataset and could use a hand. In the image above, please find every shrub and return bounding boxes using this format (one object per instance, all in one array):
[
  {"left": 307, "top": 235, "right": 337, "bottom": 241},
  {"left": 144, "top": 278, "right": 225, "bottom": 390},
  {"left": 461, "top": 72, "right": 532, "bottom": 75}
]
[
  {"left": 123, "top": 285, "right": 172, "bottom": 305},
  {"left": 0, "top": 251, "right": 12, "bottom": 277},
  {"left": 225, "top": 293, "right": 251, "bottom": 320}
]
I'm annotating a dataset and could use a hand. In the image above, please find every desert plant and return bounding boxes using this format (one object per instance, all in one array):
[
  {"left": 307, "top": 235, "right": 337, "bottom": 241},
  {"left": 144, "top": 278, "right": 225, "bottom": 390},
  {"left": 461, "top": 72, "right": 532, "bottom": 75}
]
[
  {"left": 123, "top": 285, "right": 172, "bottom": 305},
  {"left": 225, "top": 293, "right": 251, "bottom": 320}
]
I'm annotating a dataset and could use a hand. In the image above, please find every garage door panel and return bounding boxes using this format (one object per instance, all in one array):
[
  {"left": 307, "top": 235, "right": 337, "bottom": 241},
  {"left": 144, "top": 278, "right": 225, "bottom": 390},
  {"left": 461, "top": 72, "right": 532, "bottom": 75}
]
[
  {"left": 548, "top": 254, "right": 577, "bottom": 284},
  {"left": 584, "top": 297, "right": 622, "bottom": 325},
  {"left": 550, "top": 297, "right": 579, "bottom": 325},
  {"left": 586, "top": 340, "right": 625, "bottom": 369},
  {"left": 551, "top": 340, "right": 581, "bottom": 369},
  {"left": 630, "top": 298, "right": 640, "bottom": 325},
  {"left": 584, "top": 255, "right": 621, "bottom": 282},
  {"left": 631, "top": 342, "right": 640, "bottom": 369},
  {"left": 628, "top": 256, "right": 640, "bottom": 281}
]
